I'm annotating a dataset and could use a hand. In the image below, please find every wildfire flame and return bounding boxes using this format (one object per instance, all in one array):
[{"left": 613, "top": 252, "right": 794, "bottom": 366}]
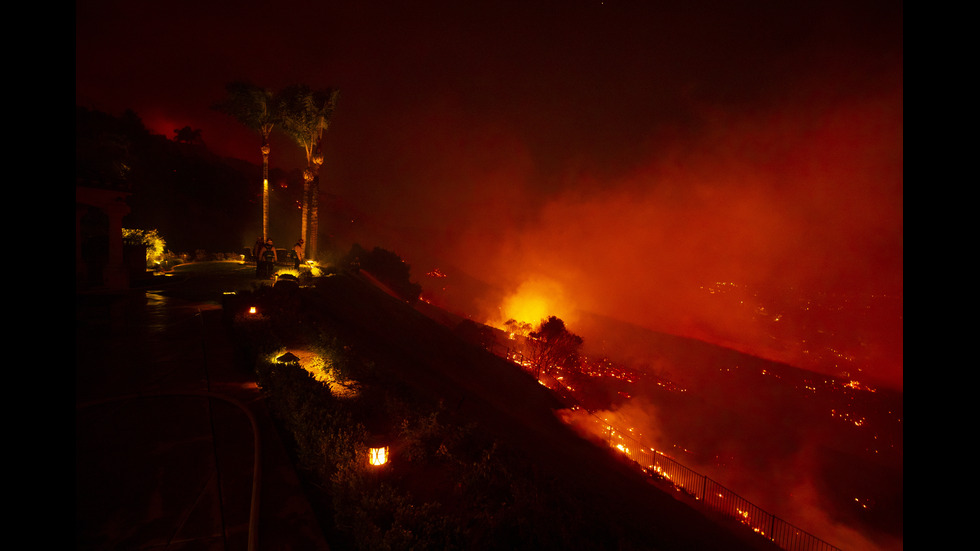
[{"left": 494, "top": 277, "right": 576, "bottom": 330}]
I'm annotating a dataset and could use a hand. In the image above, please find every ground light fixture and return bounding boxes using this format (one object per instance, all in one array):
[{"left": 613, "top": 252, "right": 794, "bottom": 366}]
[
  {"left": 366, "top": 433, "right": 389, "bottom": 467},
  {"left": 368, "top": 445, "right": 389, "bottom": 466}
]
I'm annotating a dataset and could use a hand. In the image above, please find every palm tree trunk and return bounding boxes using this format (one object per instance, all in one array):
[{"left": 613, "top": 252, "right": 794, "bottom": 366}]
[
  {"left": 309, "top": 177, "right": 319, "bottom": 261},
  {"left": 301, "top": 177, "right": 310, "bottom": 250},
  {"left": 308, "top": 142, "right": 324, "bottom": 262},
  {"left": 262, "top": 143, "right": 270, "bottom": 241}
]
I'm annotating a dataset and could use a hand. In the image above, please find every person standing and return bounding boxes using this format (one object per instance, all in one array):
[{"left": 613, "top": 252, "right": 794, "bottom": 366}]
[
  {"left": 254, "top": 237, "right": 266, "bottom": 278},
  {"left": 252, "top": 236, "right": 264, "bottom": 264},
  {"left": 293, "top": 238, "right": 305, "bottom": 269},
  {"left": 259, "top": 239, "right": 277, "bottom": 278}
]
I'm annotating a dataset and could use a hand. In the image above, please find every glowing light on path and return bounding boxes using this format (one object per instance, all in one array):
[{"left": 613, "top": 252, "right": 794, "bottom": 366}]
[{"left": 369, "top": 446, "right": 389, "bottom": 466}]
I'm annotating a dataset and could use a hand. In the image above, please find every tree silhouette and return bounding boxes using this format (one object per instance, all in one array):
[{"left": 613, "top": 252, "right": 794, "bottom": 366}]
[
  {"left": 527, "top": 316, "right": 583, "bottom": 379},
  {"left": 277, "top": 85, "right": 340, "bottom": 261},
  {"left": 173, "top": 126, "right": 203, "bottom": 144},
  {"left": 213, "top": 82, "right": 282, "bottom": 241},
  {"left": 76, "top": 106, "right": 138, "bottom": 188},
  {"left": 503, "top": 318, "right": 533, "bottom": 337},
  {"left": 342, "top": 244, "right": 422, "bottom": 303}
]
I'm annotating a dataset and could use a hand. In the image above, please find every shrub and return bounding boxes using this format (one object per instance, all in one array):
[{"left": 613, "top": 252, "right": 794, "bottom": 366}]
[
  {"left": 122, "top": 228, "right": 166, "bottom": 267},
  {"left": 341, "top": 244, "right": 422, "bottom": 303}
]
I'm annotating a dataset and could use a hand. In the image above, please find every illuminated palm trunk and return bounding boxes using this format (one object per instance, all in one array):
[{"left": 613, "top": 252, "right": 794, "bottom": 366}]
[
  {"left": 214, "top": 82, "right": 279, "bottom": 244},
  {"left": 308, "top": 152, "right": 323, "bottom": 261},
  {"left": 279, "top": 85, "right": 339, "bottom": 264},
  {"left": 300, "top": 152, "right": 323, "bottom": 262},
  {"left": 262, "top": 143, "right": 270, "bottom": 241},
  {"left": 301, "top": 172, "right": 311, "bottom": 253},
  {"left": 309, "top": 177, "right": 319, "bottom": 261}
]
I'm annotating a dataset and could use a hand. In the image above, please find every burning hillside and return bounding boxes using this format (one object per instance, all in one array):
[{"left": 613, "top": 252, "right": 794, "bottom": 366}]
[{"left": 417, "top": 267, "right": 902, "bottom": 551}]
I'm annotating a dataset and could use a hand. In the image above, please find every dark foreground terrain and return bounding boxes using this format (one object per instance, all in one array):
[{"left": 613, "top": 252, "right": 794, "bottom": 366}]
[
  {"left": 84, "top": 261, "right": 881, "bottom": 550},
  {"left": 260, "top": 272, "right": 781, "bottom": 549},
  {"left": 113, "top": 262, "right": 787, "bottom": 549}
]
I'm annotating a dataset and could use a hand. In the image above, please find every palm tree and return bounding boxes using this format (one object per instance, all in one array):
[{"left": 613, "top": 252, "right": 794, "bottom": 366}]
[
  {"left": 213, "top": 82, "right": 281, "bottom": 242},
  {"left": 277, "top": 84, "right": 340, "bottom": 261}
]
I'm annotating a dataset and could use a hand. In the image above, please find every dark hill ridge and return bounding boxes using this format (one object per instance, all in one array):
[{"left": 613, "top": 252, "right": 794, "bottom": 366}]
[
  {"left": 574, "top": 309, "right": 904, "bottom": 467},
  {"left": 576, "top": 309, "right": 884, "bottom": 393},
  {"left": 414, "top": 259, "right": 900, "bottom": 396},
  {"left": 306, "top": 273, "right": 777, "bottom": 551}
]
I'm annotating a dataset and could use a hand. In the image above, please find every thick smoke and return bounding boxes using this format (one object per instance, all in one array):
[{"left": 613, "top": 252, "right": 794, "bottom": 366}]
[
  {"left": 76, "top": 0, "right": 902, "bottom": 390},
  {"left": 332, "top": 76, "right": 903, "bottom": 551},
  {"left": 351, "top": 79, "right": 902, "bottom": 391},
  {"left": 505, "top": 92, "right": 901, "bottom": 388}
]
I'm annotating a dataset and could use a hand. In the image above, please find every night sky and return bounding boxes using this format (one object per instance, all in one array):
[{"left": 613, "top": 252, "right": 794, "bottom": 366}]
[{"left": 76, "top": 1, "right": 903, "bottom": 390}]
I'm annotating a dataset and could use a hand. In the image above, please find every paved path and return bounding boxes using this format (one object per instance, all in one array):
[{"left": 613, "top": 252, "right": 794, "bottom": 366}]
[{"left": 76, "top": 262, "right": 329, "bottom": 550}]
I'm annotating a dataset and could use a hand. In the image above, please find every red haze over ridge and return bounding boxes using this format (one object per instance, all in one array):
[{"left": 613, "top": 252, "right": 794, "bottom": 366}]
[
  {"left": 362, "top": 80, "right": 902, "bottom": 391},
  {"left": 76, "top": 0, "right": 902, "bottom": 390}
]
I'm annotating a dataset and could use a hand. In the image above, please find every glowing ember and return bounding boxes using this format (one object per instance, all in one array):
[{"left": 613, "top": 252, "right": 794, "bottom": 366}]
[
  {"left": 249, "top": 306, "right": 257, "bottom": 314},
  {"left": 369, "top": 446, "right": 389, "bottom": 466}
]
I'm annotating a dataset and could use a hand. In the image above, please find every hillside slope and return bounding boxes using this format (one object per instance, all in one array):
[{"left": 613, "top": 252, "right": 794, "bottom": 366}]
[{"left": 303, "top": 273, "right": 777, "bottom": 550}]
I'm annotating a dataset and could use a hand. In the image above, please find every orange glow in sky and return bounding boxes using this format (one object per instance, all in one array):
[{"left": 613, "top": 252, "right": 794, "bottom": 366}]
[{"left": 496, "top": 277, "right": 577, "bottom": 330}]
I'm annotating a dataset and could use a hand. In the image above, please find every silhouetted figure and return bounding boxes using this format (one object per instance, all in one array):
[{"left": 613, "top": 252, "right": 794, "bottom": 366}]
[
  {"left": 257, "top": 239, "right": 277, "bottom": 278},
  {"left": 293, "top": 238, "right": 304, "bottom": 269},
  {"left": 252, "top": 237, "right": 264, "bottom": 264}
]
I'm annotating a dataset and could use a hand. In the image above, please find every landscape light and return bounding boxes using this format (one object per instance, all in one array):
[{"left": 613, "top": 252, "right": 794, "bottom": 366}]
[
  {"left": 368, "top": 445, "right": 389, "bottom": 466},
  {"left": 366, "top": 433, "right": 390, "bottom": 467}
]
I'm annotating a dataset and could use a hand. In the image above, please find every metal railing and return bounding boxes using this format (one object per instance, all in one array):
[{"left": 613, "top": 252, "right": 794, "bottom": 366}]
[
  {"left": 496, "top": 346, "right": 843, "bottom": 551},
  {"left": 617, "top": 427, "right": 842, "bottom": 551}
]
